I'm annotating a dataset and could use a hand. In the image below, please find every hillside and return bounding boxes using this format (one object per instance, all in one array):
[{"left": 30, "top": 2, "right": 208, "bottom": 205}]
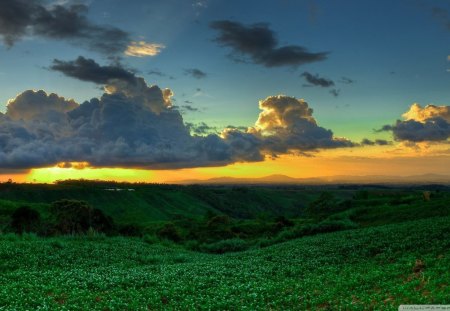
[
  {"left": 1, "top": 216, "right": 449, "bottom": 310},
  {"left": 0, "top": 182, "right": 326, "bottom": 224}
]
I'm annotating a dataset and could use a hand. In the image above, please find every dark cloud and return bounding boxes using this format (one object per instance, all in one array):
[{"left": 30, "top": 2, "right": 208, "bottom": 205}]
[
  {"left": 301, "top": 72, "right": 334, "bottom": 87},
  {"left": 173, "top": 104, "right": 200, "bottom": 113},
  {"left": 0, "top": 0, "right": 129, "bottom": 55},
  {"left": 186, "top": 122, "right": 217, "bottom": 135},
  {"left": 380, "top": 118, "right": 450, "bottom": 142},
  {"left": 182, "top": 105, "right": 199, "bottom": 112},
  {"left": 51, "top": 57, "right": 137, "bottom": 85},
  {"left": 210, "top": 20, "right": 328, "bottom": 68},
  {"left": 148, "top": 69, "right": 166, "bottom": 77},
  {"left": 148, "top": 69, "right": 175, "bottom": 80},
  {"left": 379, "top": 104, "right": 450, "bottom": 142},
  {"left": 329, "top": 89, "right": 340, "bottom": 97},
  {"left": 339, "top": 77, "right": 354, "bottom": 84},
  {"left": 184, "top": 68, "right": 207, "bottom": 79},
  {"left": 226, "top": 125, "right": 248, "bottom": 131},
  {"left": 360, "top": 138, "right": 391, "bottom": 146},
  {"left": 0, "top": 58, "right": 356, "bottom": 169}
]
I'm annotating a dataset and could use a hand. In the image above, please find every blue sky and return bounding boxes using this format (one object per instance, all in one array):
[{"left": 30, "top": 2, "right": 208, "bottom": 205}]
[
  {"left": 1, "top": 0, "right": 449, "bottom": 142},
  {"left": 1, "top": 0, "right": 450, "bottom": 180}
]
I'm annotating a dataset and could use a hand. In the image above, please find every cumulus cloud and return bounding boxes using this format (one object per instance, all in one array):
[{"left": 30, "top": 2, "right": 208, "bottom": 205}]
[
  {"left": 125, "top": 41, "right": 165, "bottom": 57},
  {"left": 210, "top": 20, "right": 328, "bottom": 68},
  {"left": 0, "top": 0, "right": 130, "bottom": 55},
  {"left": 380, "top": 103, "right": 450, "bottom": 142},
  {"left": 247, "top": 95, "right": 354, "bottom": 153},
  {"left": 51, "top": 56, "right": 173, "bottom": 114},
  {"left": 6, "top": 90, "right": 78, "bottom": 121},
  {"left": 184, "top": 68, "right": 207, "bottom": 79},
  {"left": 301, "top": 72, "right": 334, "bottom": 87},
  {"left": 402, "top": 103, "right": 450, "bottom": 123},
  {"left": 0, "top": 58, "right": 355, "bottom": 169}
]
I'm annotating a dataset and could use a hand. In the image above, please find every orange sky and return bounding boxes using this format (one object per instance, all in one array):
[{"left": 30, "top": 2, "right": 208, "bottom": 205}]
[{"left": 1, "top": 143, "right": 447, "bottom": 184}]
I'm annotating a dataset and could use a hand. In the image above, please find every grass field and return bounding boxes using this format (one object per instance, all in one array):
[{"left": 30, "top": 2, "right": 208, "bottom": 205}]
[{"left": 1, "top": 216, "right": 449, "bottom": 310}]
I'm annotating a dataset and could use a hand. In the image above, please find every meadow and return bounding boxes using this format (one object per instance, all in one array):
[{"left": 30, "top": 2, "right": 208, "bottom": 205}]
[{"left": 0, "top": 182, "right": 449, "bottom": 310}]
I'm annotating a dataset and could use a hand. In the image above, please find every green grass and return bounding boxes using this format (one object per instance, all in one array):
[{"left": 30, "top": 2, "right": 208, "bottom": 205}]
[{"left": 1, "top": 216, "right": 449, "bottom": 310}]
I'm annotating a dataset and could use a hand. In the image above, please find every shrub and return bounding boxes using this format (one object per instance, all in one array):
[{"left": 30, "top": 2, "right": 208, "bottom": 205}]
[
  {"left": 198, "top": 238, "right": 249, "bottom": 254},
  {"left": 10, "top": 206, "right": 41, "bottom": 234},
  {"left": 157, "top": 223, "right": 182, "bottom": 242},
  {"left": 50, "top": 200, "right": 115, "bottom": 235},
  {"left": 118, "top": 224, "right": 143, "bottom": 237}
]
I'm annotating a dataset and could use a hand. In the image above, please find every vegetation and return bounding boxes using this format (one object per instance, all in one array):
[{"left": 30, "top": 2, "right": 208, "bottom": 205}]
[
  {"left": 0, "top": 216, "right": 448, "bottom": 309},
  {"left": 0, "top": 181, "right": 449, "bottom": 309}
]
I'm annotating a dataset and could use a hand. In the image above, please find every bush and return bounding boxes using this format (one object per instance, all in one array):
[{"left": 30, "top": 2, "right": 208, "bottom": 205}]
[
  {"left": 198, "top": 238, "right": 249, "bottom": 254},
  {"left": 118, "top": 224, "right": 143, "bottom": 237},
  {"left": 10, "top": 206, "right": 41, "bottom": 234},
  {"left": 157, "top": 223, "right": 182, "bottom": 242},
  {"left": 50, "top": 200, "right": 115, "bottom": 235}
]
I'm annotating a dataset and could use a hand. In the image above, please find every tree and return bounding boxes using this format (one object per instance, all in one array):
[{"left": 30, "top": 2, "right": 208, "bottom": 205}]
[
  {"left": 305, "top": 192, "right": 336, "bottom": 218},
  {"left": 11, "top": 206, "right": 41, "bottom": 234},
  {"left": 50, "top": 200, "right": 113, "bottom": 235}
]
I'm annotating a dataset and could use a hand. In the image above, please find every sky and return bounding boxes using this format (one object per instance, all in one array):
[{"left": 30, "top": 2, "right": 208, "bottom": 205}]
[{"left": 0, "top": 0, "right": 450, "bottom": 183}]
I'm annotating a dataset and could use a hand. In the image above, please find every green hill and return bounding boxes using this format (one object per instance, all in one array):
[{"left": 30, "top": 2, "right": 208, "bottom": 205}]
[
  {"left": 0, "top": 182, "right": 326, "bottom": 225},
  {"left": 1, "top": 215, "right": 449, "bottom": 310}
]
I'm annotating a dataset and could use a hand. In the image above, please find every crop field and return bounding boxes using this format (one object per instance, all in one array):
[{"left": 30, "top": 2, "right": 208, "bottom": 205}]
[{"left": 1, "top": 216, "right": 449, "bottom": 310}]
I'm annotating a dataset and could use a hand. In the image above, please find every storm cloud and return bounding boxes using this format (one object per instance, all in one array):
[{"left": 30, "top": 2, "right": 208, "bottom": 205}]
[
  {"left": 0, "top": 0, "right": 129, "bottom": 55},
  {"left": 210, "top": 20, "right": 328, "bottom": 68},
  {"left": 380, "top": 103, "right": 450, "bottom": 142},
  {"left": 301, "top": 72, "right": 335, "bottom": 87},
  {"left": 0, "top": 58, "right": 355, "bottom": 169},
  {"left": 184, "top": 68, "right": 207, "bottom": 79},
  {"left": 51, "top": 57, "right": 138, "bottom": 85}
]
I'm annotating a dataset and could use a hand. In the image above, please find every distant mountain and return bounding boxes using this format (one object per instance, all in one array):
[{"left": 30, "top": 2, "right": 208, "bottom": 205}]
[{"left": 173, "top": 174, "right": 450, "bottom": 185}]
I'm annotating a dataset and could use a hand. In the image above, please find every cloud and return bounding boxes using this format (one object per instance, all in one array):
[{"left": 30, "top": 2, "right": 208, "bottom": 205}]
[
  {"left": 339, "top": 77, "right": 354, "bottom": 84},
  {"left": 125, "top": 41, "right": 165, "bottom": 57},
  {"left": 247, "top": 95, "right": 354, "bottom": 153},
  {"left": 0, "top": 57, "right": 355, "bottom": 169},
  {"left": 51, "top": 57, "right": 137, "bottom": 85},
  {"left": 360, "top": 138, "right": 391, "bottom": 146},
  {"left": 186, "top": 122, "right": 217, "bottom": 135},
  {"left": 210, "top": 20, "right": 328, "bottom": 68},
  {"left": 380, "top": 103, "right": 450, "bottom": 142},
  {"left": 51, "top": 56, "right": 174, "bottom": 114},
  {"left": 0, "top": 0, "right": 130, "bottom": 55},
  {"left": 6, "top": 90, "right": 78, "bottom": 121},
  {"left": 181, "top": 105, "right": 199, "bottom": 112},
  {"left": 301, "top": 72, "right": 334, "bottom": 87},
  {"left": 148, "top": 69, "right": 165, "bottom": 77},
  {"left": 184, "top": 68, "right": 207, "bottom": 79},
  {"left": 329, "top": 89, "right": 340, "bottom": 97}
]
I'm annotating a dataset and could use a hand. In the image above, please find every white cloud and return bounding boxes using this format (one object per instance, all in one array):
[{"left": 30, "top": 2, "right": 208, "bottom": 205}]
[{"left": 124, "top": 41, "right": 165, "bottom": 57}]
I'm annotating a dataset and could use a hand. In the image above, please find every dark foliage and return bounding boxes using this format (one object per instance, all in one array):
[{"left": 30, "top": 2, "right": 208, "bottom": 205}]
[
  {"left": 10, "top": 206, "right": 40, "bottom": 234},
  {"left": 157, "top": 223, "right": 182, "bottom": 242},
  {"left": 50, "top": 199, "right": 114, "bottom": 235}
]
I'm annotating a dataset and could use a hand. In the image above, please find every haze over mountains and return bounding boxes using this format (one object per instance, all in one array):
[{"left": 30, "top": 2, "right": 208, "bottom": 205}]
[{"left": 174, "top": 174, "right": 450, "bottom": 185}]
